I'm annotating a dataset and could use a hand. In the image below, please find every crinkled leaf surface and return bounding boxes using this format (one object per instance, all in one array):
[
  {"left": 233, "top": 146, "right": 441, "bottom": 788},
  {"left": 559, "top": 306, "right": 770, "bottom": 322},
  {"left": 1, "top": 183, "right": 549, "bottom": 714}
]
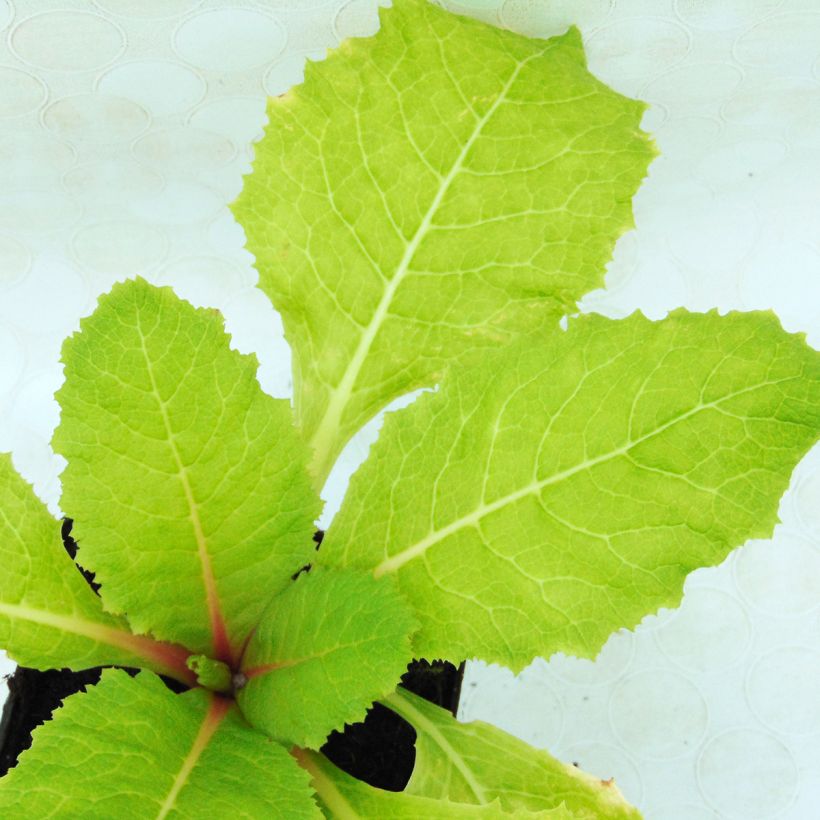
[
  {"left": 323, "top": 311, "right": 820, "bottom": 668},
  {"left": 232, "top": 0, "right": 655, "bottom": 481},
  {"left": 296, "top": 749, "right": 577, "bottom": 819},
  {"left": 53, "top": 278, "right": 322, "bottom": 663},
  {"left": 239, "top": 568, "right": 417, "bottom": 749},
  {"left": 0, "top": 670, "right": 320, "bottom": 819},
  {"left": 0, "top": 453, "right": 191, "bottom": 681},
  {"left": 386, "top": 690, "right": 640, "bottom": 819}
]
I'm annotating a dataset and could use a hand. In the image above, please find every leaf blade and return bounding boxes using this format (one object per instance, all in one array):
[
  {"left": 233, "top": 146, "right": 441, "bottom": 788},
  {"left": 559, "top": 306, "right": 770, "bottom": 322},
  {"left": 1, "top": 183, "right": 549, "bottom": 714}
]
[
  {"left": 385, "top": 689, "right": 640, "bottom": 819},
  {"left": 323, "top": 311, "right": 820, "bottom": 668},
  {"left": 53, "top": 278, "right": 322, "bottom": 661},
  {"left": 238, "top": 568, "right": 418, "bottom": 749},
  {"left": 232, "top": 0, "right": 655, "bottom": 482}
]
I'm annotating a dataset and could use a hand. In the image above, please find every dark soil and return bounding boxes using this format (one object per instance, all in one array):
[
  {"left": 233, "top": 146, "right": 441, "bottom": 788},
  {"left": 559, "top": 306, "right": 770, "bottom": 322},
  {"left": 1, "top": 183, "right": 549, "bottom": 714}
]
[
  {"left": 61, "top": 518, "right": 100, "bottom": 595},
  {"left": 321, "top": 658, "right": 465, "bottom": 791},
  {"left": 0, "top": 523, "right": 466, "bottom": 788},
  {"left": 0, "top": 666, "right": 101, "bottom": 777}
]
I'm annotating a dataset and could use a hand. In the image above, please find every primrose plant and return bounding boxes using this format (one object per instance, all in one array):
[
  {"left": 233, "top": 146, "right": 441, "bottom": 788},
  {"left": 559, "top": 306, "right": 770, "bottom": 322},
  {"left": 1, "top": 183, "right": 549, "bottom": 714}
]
[{"left": 1, "top": 2, "right": 819, "bottom": 817}]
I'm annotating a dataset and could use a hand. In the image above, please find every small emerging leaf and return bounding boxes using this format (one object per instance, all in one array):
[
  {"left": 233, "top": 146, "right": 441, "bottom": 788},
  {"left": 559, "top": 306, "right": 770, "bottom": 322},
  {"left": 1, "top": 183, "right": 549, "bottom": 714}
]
[
  {"left": 323, "top": 311, "right": 820, "bottom": 668},
  {"left": 238, "top": 568, "right": 418, "bottom": 749},
  {"left": 232, "top": 0, "right": 655, "bottom": 482},
  {"left": 53, "top": 278, "right": 322, "bottom": 664},
  {"left": 386, "top": 689, "right": 640, "bottom": 819},
  {"left": 0, "top": 670, "right": 321, "bottom": 819},
  {"left": 186, "top": 654, "right": 231, "bottom": 693}
]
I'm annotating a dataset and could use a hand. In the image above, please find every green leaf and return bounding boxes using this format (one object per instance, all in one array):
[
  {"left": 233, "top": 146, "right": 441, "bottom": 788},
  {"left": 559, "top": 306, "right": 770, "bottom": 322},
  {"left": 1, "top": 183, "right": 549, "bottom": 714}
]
[
  {"left": 0, "top": 453, "right": 192, "bottom": 683},
  {"left": 53, "top": 278, "right": 322, "bottom": 664},
  {"left": 295, "top": 748, "right": 577, "bottom": 818},
  {"left": 186, "top": 654, "right": 232, "bottom": 693},
  {"left": 323, "top": 310, "right": 820, "bottom": 668},
  {"left": 0, "top": 670, "right": 321, "bottom": 819},
  {"left": 231, "top": 0, "right": 655, "bottom": 482},
  {"left": 385, "top": 689, "right": 641, "bottom": 819},
  {"left": 238, "top": 568, "right": 418, "bottom": 749}
]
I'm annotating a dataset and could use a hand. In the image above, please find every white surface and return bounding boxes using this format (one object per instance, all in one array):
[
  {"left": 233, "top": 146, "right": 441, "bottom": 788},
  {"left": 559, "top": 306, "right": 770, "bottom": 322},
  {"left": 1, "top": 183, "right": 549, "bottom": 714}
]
[{"left": 0, "top": 1, "right": 818, "bottom": 817}]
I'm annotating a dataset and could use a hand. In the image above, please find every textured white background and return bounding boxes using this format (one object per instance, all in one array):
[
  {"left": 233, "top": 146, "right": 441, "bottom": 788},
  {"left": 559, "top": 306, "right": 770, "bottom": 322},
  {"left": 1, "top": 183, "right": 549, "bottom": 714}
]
[{"left": 0, "top": 1, "right": 819, "bottom": 818}]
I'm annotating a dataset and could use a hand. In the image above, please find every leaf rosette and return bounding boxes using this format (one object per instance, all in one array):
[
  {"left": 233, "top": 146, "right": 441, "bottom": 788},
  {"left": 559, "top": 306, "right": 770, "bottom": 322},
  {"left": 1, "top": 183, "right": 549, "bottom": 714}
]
[
  {"left": 0, "top": 1, "right": 817, "bottom": 818},
  {"left": 0, "top": 280, "right": 419, "bottom": 817}
]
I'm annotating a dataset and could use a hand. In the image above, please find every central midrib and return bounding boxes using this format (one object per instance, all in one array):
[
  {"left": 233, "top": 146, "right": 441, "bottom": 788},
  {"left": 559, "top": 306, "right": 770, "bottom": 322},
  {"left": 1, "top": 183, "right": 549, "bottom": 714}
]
[
  {"left": 373, "top": 379, "right": 788, "bottom": 577},
  {"left": 156, "top": 695, "right": 230, "bottom": 819},
  {"left": 306, "top": 55, "right": 535, "bottom": 481},
  {"left": 0, "top": 601, "right": 139, "bottom": 652},
  {"left": 138, "top": 327, "right": 231, "bottom": 665},
  {"left": 243, "top": 633, "right": 390, "bottom": 679},
  {"left": 0, "top": 602, "right": 195, "bottom": 685},
  {"left": 293, "top": 749, "right": 361, "bottom": 820}
]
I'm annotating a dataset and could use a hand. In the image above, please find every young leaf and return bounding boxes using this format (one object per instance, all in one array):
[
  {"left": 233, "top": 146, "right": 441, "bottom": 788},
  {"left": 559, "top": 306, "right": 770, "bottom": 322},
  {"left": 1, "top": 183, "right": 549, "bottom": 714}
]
[
  {"left": 186, "top": 655, "right": 232, "bottom": 693},
  {"left": 323, "top": 311, "right": 820, "bottom": 668},
  {"left": 238, "top": 568, "right": 418, "bottom": 749},
  {"left": 0, "top": 670, "right": 321, "bottom": 818},
  {"left": 295, "top": 749, "right": 577, "bottom": 818},
  {"left": 231, "top": 0, "right": 655, "bottom": 482},
  {"left": 385, "top": 689, "right": 640, "bottom": 819},
  {"left": 53, "top": 278, "right": 322, "bottom": 665},
  {"left": 0, "top": 453, "right": 192, "bottom": 683}
]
